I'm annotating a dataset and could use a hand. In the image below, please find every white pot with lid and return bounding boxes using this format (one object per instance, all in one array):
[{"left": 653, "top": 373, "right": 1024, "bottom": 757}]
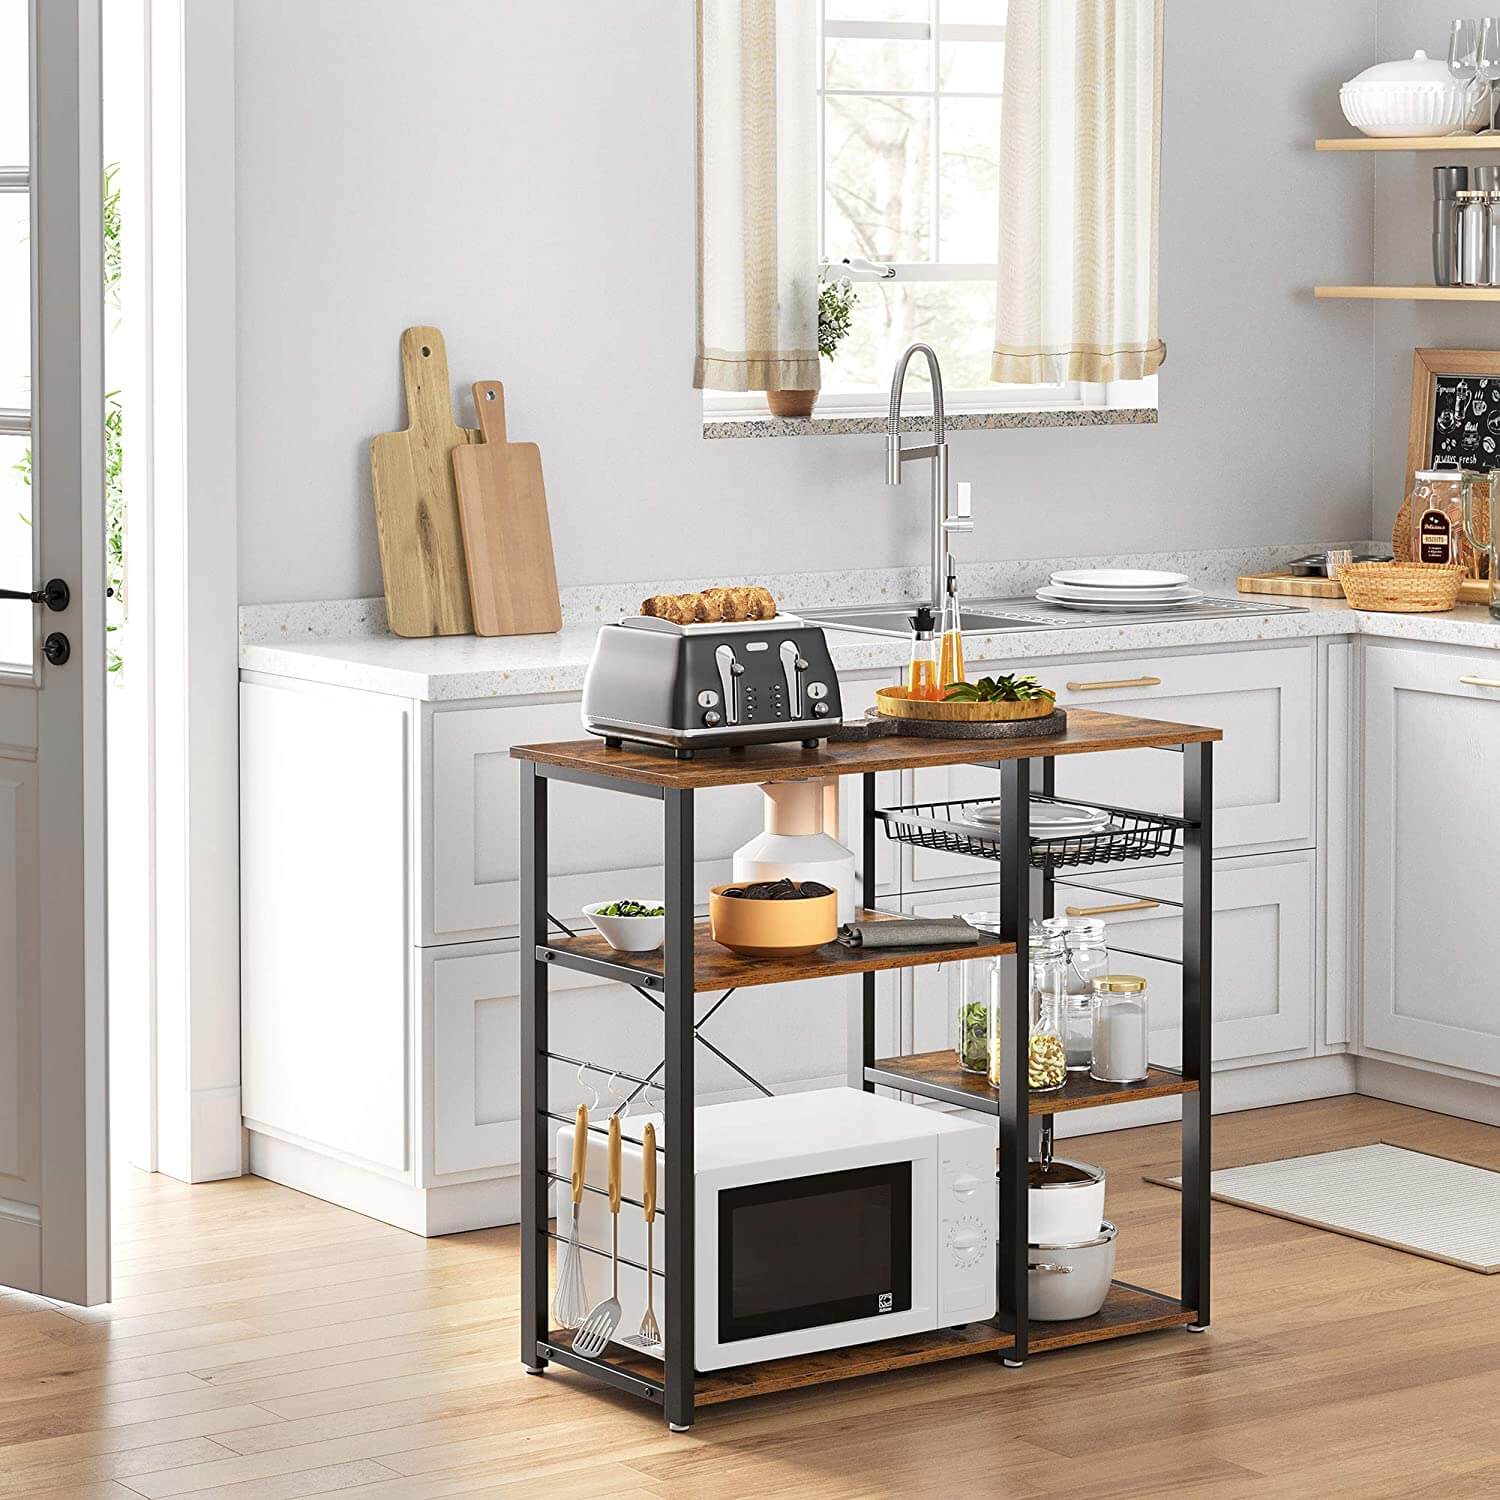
[{"left": 1340, "top": 50, "right": 1488, "bottom": 137}]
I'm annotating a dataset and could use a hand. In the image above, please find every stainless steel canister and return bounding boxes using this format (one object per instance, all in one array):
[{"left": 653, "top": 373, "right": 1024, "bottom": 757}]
[
  {"left": 1489, "top": 191, "right": 1500, "bottom": 288},
  {"left": 1458, "top": 189, "right": 1491, "bottom": 286},
  {"left": 1435, "top": 165, "right": 1468, "bottom": 286}
]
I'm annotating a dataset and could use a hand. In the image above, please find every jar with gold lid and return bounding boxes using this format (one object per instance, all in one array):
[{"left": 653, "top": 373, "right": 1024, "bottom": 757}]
[{"left": 1090, "top": 974, "right": 1150, "bottom": 1084}]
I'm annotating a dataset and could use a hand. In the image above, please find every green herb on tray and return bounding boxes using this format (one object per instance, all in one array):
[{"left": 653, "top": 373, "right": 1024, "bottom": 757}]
[{"left": 943, "top": 673, "right": 1056, "bottom": 705}]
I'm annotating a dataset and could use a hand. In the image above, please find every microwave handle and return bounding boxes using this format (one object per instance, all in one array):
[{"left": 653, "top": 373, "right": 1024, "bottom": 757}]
[{"left": 642, "top": 1123, "right": 657, "bottom": 1224}]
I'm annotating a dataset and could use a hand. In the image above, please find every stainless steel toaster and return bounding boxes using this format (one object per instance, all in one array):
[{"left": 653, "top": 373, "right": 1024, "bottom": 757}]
[{"left": 581, "top": 615, "right": 843, "bottom": 757}]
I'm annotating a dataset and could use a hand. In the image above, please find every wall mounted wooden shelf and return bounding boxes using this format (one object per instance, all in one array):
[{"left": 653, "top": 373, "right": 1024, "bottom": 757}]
[
  {"left": 1314, "top": 285, "right": 1500, "bottom": 302},
  {"left": 1316, "top": 135, "right": 1500, "bottom": 151}
]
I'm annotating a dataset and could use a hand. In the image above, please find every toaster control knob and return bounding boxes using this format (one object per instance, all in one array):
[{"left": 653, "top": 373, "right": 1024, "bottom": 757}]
[
  {"left": 795, "top": 656, "right": 808, "bottom": 671},
  {"left": 807, "top": 681, "right": 829, "bottom": 701},
  {"left": 697, "top": 689, "right": 720, "bottom": 709},
  {"left": 814, "top": 702, "right": 830, "bottom": 717},
  {"left": 730, "top": 660, "right": 746, "bottom": 676},
  {"left": 703, "top": 710, "right": 722, "bottom": 727}
]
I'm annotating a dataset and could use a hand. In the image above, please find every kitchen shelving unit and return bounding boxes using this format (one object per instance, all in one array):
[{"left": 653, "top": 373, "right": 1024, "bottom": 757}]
[{"left": 512, "top": 709, "right": 1217, "bottom": 1431}]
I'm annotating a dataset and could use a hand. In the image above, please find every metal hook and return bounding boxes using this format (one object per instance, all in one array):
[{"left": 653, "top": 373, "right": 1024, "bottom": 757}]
[
  {"left": 607, "top": 1070, "right": 632, "bottom": 1120},
  {"left": 576, "top": 1061, "right": 600, "bottom": 1112}
]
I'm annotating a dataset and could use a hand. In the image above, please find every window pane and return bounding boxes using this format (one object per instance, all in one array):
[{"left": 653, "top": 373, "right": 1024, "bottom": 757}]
[
  {"left": 0, "top": 190, "right": 30, "bottom": 410},
  {"left": 825, "top": 35, "right": 932, "bottom": 91},
  {"left": 938, "top": 0, "right": 1007, "bottom": 22},
  {"left": 939, "top": 97, "right": 1001, "bottom": 261},
  {"left": 0, "top": 432, "right": 32, "bottom": 671},
  {"left": 0, "top": 0, "right": 27, "bottom": 167},
  {"left": 824, "top": 95, "right": 933, "bottom": 261},
  {"left": 826, "top": 1, "right": 930, "bottom": 21},
  {"left": 823, "top": 279, "right": 998, "bottom": 392},
  {"left": 939, "top": 37, "right": 1005, "bottom": 91}
]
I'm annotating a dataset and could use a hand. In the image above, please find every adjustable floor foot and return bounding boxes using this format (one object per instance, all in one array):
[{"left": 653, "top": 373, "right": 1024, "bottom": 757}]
[
  {"left": 669, "top": 1422, "right": 692, "bottom": 1433},
  {"left": 1186, "top": 1323, "right": 1209, "bottom": 1333},
  {"left": 1002, "top": 1358, "right": 1024, "bottom": 1368}
]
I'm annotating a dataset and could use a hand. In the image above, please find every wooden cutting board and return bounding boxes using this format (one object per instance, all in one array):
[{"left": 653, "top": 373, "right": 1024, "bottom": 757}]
[
  {"left": 1237, "top": 572, "right": 1345, "bottom": 598},
  {"left": 452, "top": 381, "right": 562, "bottom": 636},
  {"left": 370, "top": 327, "right": 479, "bottom": 637}
]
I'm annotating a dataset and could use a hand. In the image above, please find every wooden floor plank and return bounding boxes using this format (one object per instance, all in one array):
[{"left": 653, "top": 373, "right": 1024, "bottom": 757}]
[{"left": 3, "top": 1096, "right": 1497, "bottom": 1499}]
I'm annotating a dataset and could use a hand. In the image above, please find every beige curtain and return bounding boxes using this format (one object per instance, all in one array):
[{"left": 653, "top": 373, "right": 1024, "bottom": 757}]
[
  {"left": 694, "top": 0, "right": 820, "bottom": 392},
  {"left": 992, "top": 0, "right": 1165, "bottom": 385}
]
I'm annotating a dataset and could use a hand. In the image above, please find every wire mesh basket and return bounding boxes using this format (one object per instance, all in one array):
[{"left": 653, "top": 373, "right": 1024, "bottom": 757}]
[{"left": 876, "top": 793, "right": 1184, "bottom": 871}]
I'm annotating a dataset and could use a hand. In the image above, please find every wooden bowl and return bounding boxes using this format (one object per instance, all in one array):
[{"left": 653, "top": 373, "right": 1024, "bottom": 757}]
[
  {"left": 708, "top": 884, "right": 838, "bottom": 958},
  {"left": 875, "top": 686, "right": 1056, "bottom": 723}
]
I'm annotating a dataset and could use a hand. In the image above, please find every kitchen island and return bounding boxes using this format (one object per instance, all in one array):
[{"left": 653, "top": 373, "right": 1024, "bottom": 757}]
[
  {"left": 510, "top": 710, "right": 1218, "bottom": 1429},
  {"left": 237, "top": 560, "right": 1500, "bottom": 1237}
]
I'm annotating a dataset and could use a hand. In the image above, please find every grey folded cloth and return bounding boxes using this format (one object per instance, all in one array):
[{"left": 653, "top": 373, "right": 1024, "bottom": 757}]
[{"left": 837, "top": 917, "right": 982, "bottom": 949}]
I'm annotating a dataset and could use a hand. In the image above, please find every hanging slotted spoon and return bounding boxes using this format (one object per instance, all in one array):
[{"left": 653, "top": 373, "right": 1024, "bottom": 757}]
[{"left": 572, "top": 1112, "right": 623, "bottom": 1357}]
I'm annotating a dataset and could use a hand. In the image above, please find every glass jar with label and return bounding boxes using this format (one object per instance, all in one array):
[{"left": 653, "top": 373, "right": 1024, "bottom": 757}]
[
  {"left": 1091, "top": 974, "right": 1151, "bottom": 1084},
  {"left": 1043, "top": 915, "right": 1109, "bottom": 1071},
  {"left": 1409, "top": 468, "right": 1465, "bottom": 569}
]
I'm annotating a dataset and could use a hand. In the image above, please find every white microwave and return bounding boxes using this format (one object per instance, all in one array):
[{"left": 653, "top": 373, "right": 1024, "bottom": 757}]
[{"left": 557, "top": 1088, "right": 995, "bottom": 1371}]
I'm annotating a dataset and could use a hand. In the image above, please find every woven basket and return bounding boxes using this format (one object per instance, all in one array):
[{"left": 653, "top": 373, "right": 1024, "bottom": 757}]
[
  {"left": 1336, "top": 562, "right": 1464, "bottom": 613},
  {"left": 875, "top": 685, "right": 1056, "bottom": 722}
]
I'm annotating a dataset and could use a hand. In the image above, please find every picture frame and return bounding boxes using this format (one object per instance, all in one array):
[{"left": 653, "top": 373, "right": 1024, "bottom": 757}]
[{"left": 1406, "top": 346, "right": 1500, "bottom": 486}]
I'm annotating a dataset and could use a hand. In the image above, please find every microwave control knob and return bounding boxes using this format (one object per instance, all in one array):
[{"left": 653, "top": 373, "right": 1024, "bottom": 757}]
[
  {"left": 950, "top": 1172, "right": 982, "bottom": 1200},
  {"left": 947, "top": 1218, "right": 988, "bottom": 1269}
]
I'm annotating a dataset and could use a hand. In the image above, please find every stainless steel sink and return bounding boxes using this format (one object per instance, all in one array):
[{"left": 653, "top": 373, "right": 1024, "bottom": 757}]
[{"left": 803, "top": 595, "right": 1308, "bottom": 639}]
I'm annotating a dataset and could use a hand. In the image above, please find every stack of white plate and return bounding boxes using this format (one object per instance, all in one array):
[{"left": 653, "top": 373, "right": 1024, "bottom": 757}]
[
  {"left": 1036, "top": 568, "right": 1204, "bottom": 611},
  {"left": 970, "top": 801, "right": 1114, "bottom": 838}
]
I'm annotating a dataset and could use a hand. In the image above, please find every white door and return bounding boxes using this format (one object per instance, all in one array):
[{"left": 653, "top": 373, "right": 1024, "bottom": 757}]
[{"left": 0, "top": 0, "right": 108, "bottom": 1304}]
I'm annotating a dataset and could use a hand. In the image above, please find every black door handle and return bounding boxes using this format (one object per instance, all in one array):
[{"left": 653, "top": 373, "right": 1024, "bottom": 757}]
[{"left": 0, "top": 578, "right": 70, "bottom": 612}]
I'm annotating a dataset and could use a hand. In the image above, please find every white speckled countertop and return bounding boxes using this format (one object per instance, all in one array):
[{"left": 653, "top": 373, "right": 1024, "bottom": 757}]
[{"left": 239, "top": 554, "right": 1500, "bottom": 702}]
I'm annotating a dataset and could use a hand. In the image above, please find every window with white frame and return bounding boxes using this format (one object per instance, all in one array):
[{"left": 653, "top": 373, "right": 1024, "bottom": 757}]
[{"left": 703, "top": 0, "right": 1157, "bottom": 419}]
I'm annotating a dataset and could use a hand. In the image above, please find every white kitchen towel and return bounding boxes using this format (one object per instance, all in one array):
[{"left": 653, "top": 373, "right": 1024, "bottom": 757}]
[{"left": 1149, "top": 1142, "right": 1500, "bottom": 1274}]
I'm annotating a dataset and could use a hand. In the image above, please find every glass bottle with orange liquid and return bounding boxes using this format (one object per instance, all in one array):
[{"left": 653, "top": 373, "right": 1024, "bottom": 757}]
[
  {"left": 938, "top": 555, "right": 965, "bottom": 692},
  {"left": 906, "top": 605, "right": 940, "bottom": 700}
]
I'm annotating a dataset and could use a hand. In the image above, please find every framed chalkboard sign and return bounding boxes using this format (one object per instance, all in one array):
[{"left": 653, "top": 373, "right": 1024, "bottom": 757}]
[{"left": 1406, "top": 347, "right": 1500, "bottom": 483}]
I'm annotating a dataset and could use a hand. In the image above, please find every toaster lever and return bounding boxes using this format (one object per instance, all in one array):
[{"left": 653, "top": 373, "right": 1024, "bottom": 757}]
[
  {"left": 779, "top": 639, "right": 803, "bottom": 713},
  {"left": 715, "top": 644, "right": 741, "bottom": 725}
]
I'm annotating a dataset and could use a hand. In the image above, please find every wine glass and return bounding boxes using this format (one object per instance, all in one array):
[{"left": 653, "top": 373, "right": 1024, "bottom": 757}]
[
  {"left": 1478, "top": 18, "right": 1500, "bottom": 133},
  {"left": 1450, "top": 18, "right": 1482, "bottom": 131}
]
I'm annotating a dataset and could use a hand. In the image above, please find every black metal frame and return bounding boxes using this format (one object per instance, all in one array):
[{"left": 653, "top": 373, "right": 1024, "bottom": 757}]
[{"left": 517, "top": 737, "right": 1213, "bottom": 1429}]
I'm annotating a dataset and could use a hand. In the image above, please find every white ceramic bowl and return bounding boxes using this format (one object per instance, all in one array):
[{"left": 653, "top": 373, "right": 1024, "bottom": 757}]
[
  {"left": 1340, "top": 82, "right": 1485, "bottom": 137},
  {"left": 582, "top": 900, "right": 666, "bottom": 953}
]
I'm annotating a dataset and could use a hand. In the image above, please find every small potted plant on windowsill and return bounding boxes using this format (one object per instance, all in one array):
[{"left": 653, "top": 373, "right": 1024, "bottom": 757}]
[{"left": 766, "top": 275, "right": 857, "bottom": 421}]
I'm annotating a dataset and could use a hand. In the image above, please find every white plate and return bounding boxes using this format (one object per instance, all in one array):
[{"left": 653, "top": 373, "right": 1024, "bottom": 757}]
[
  {"left": 1050, "top": 568, "right": 1191, "bottom": 589},
  {"left": 969, "top": 803, "right": 1109, "bottom": 830},
  {"left": 1035, "top": 588, "right": 1202, "bottom": 611},
  {"left": 1045, "top": 583, "right": 1203, "bottom": 604}
]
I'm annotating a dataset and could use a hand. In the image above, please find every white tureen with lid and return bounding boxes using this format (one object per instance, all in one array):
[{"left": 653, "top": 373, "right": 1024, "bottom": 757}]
[{"left": 1340, "top": 50, "right": 1487, "bottom": 137}]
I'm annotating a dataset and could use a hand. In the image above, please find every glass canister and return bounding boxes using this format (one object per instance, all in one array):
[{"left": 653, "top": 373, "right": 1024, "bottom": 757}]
[
  {"left": 1460, "top": 467, "right": 1500, "bottom": 620},
  {"left": 953, "top": 953, "right": 1001, "bottom": 1074},
  {"left": 1091, "top": 974, "right": 1151, "bottom": 1084},
  {"left": 1043, "top": 915, "right": 1109, "bottom": 1071},
  {"left": 1409, "top": 468, "right": 1465, "bottom": 569},
  {"left": 1000, "top": 926, "right": 1066, "bottom": 1093}
]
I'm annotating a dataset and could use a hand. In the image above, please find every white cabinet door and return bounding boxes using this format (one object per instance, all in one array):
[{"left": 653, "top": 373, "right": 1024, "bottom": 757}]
[
  {"left": 905, "top": 644, "right": 1316, "bottom": 888},
  {"left": 423, "top": 676, "right": 896, "bottom": 943},
  {"left": 1361, "top": 644, "right": 1500, "bottom": 1077},
  {"left": 1060, "top": 852, "right": 1315, "bottom": 1067}
]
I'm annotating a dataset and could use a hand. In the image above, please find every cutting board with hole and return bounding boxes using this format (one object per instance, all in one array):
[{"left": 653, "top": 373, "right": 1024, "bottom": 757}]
[
  {"left": 452, "top": 381, "right": 562, "bottom": 636},
  {"left": 370, "top": 327, "right": 479, "bottom": 637}
]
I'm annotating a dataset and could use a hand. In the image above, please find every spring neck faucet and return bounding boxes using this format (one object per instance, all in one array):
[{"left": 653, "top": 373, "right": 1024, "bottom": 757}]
[{"left": 886, "top": 343, "right": 967, "bottom": 608}]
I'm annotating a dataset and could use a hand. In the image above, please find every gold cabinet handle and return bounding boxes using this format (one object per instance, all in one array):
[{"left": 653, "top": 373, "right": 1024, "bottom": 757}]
[
  {"left": 1065, "top": 675, "right": 1163, "bottom": 692},
  {"left": 1459, "top": 675, "right": 1500, "bottom": 689},
  {"left": 1064, "top": 898, "right": 1161, "bottom": 917}
]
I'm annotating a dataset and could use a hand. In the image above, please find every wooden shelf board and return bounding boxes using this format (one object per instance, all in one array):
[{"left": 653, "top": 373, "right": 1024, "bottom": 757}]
[
  {"left": 1316, "top": 135, "right": 1500, "bottom": 151},
  {"left": 1315, "top": 285, "right": 1500, "bottom": 302},
  {"left": 868, "top": 1050, "right": 1196, "bottom": 1115},
  {"left": 512, "top": 709, "right": 1222, "bottom": 791},
  {"left": 543, "top": 1286, "right": 1193, "bottom": 1407},
  {"left": 544, "top": 913, "right": 1015, "bottom": 994}
]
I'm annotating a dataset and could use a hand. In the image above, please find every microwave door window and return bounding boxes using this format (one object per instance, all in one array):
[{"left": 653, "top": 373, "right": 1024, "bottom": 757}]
[{"left": 718, "top": 1162, "right": 914, "bottom": 1343}]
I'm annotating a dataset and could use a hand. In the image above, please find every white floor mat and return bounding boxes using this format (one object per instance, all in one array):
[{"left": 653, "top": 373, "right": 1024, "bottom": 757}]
[{"left": 1149, "top": 1141, "right": 1500, "bottom": 1273}]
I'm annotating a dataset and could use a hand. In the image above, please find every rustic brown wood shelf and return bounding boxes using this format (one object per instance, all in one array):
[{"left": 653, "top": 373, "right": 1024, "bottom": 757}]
[
  {"left": 867, "top": 1050, "right": 1197, "bottom": 1115},
  {"left": 543, "top": 1284, "right": 1193, "bottom": 1405},
  {"left": 543, "top": 911, "right": 1015, "bottom": 994}
]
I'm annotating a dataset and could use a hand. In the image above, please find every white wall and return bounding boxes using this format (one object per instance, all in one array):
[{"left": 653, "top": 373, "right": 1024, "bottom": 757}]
[
  {"left": 234, "top": 1, "right": 1377, "bottom": 606},
  {"left": 1372, "top": 1, "right": 1494, "bottom": 541}
]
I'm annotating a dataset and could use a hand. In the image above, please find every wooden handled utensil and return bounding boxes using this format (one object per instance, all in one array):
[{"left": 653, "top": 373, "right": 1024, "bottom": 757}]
[
  {"left": 634, "top": 1123, "right": 661, "bottom": 1347},
  {"left": 553, "top": 1104, "right": 590, "bottom": 1330},
  {"left": 370, "top": 327, "right": 479, "bottom": 637},
  {"left": 573, "top": 1112, "right": 624, "bottom": 1357},
  {"left": 452, "top": 381, "right": 562, "bottom": 637}
]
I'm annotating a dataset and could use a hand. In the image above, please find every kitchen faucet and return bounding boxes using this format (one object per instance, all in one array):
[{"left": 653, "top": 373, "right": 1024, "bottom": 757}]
[{"left": 886, "top": 342, "right": 971, "bottom": 608}]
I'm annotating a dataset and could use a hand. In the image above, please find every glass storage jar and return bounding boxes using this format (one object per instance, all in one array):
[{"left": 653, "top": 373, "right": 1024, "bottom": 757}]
[
  {"left": 994, "top": 926, "right": 1067, "bottom": 1093},
  {"left": 1090, "top": 974, "right": 1151, "bottom": 1084},
  {"left": 1043, "top": 915, "right": 1109, "bottom": 1072},
  {"left": 955, "top": 911, "right": 1003, "bottom": 1075},
  {"left": 1408, "top": 468, "right": 1466, "bottom": 569}
]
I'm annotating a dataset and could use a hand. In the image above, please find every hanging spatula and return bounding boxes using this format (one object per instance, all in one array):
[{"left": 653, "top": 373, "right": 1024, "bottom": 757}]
[{"left": 572, "top": 1112, "right": 623, "bottom": 1357}]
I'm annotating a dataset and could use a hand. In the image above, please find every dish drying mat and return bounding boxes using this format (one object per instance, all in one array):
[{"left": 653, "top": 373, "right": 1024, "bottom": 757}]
[{"left": 1147, "top": 1142, "right": 1500, "bottom": 1274}]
